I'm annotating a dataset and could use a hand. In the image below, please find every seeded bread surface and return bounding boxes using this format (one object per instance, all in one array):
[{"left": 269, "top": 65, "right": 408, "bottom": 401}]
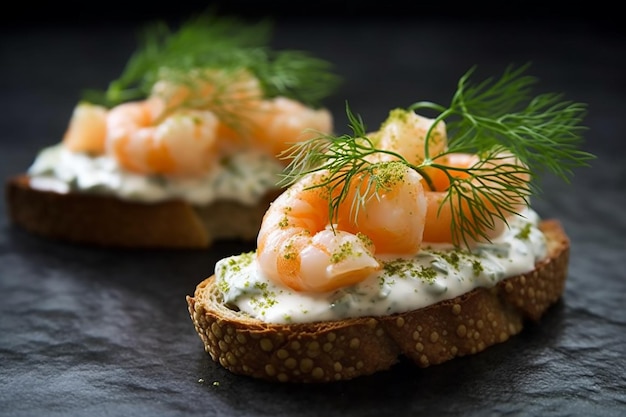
[{"left": 187, "top": 220, "right": 569, "bottom": 383}]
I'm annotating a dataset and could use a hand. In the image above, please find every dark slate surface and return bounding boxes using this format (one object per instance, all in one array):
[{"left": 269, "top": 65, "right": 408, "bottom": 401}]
[{"left": 1, "top": 9, "right": 625, "bottom": 417}]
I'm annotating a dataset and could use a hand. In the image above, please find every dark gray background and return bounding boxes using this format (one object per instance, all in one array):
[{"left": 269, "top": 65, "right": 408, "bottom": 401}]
[{"left": 1, "top": 4, "right": 624, "bottom": 416}]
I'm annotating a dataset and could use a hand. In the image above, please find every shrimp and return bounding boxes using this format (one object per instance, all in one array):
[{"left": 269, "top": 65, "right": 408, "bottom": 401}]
[
  {"left": 152, "top": 70, "right": 333, "bottom": 159},
  {"left": 335, "top": 162, "right": 427, "bottom": 255},
  {"left": 369, "top": 108, "right": 448, "bottom": 165},
  {"left": 62, "top": 102, "right": 108, "bottom": 154},
  {"left": 246, "top": 97, "right": 333, "bottom": 158},
  {"left": 62, "top": 68, "right": 330, "bottom": 177},
  {"left": 257, "top": 162, "right": 427, "bottom": 292},
  {"left": 368, "top": 109, "right": 530, "bottom": 245},
  {"left": 216, "top": 97, "right": 333, "bottom": 159},
  {"left": 421, "top": 152, "right": 531, "bottom": 244},
  {"left": 105, "top": 97, "right": 219, "bottom": 177}
]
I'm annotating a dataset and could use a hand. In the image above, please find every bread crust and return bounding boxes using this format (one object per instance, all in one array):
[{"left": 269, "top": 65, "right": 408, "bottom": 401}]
[
  {"left": 187, "top": 220, "right": 570, "bottom": 383},
  {"left": 5, "top": 174, "right": 280, "bottom": 248}
]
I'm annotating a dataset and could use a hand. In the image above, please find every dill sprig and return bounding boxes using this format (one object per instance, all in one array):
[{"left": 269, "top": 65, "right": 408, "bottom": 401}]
[
  {"left": 410, "top": 63, "right": 592, "bottom": 183},
  {"left": 82, "top": 12, "right": 341, "bottom": 109},
  {"left": 279, "top": 64, "right": 595, "bottom": 246},
  {"left": 278, "top": 108, "right": 414, "bottom": 224}
]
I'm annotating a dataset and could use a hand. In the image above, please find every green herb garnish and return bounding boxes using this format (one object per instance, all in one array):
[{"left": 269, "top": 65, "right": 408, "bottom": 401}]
[
  {"left": 82, "top": 11, "right": 341, "bottom": 110},
  {"left": 515, "top": 222, "right": 533, "bottom": 240},
  {"left": 278, "top": 64, "right": 595, "bottom": 246}
]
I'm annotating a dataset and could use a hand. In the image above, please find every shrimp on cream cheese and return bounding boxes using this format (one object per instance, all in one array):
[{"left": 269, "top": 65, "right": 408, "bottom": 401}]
[
  {"left": 256, "top": 162, "right": 427, "bottom": 293},
  {"left": 60, "top": 72, "right": 333, "bottom": 178},
  {"left": 48, "top": 13, "right": 341, "bottom": 188},
  {"left": 254, "top": 102, "right": 536, "bottom": 294}
]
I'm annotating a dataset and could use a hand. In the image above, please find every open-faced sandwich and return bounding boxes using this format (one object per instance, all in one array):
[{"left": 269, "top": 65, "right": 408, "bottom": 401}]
[
  {"left": 187, "top": 64, "right": 593, "bottom": 382},
  {"left": 5, "top": 13, "right": 339, "bottom": 248}
]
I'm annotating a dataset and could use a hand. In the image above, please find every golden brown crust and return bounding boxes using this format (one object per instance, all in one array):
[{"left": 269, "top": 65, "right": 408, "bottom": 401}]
[
  {"left": 186, "top": 220, "right": 570, "bottom": 383},
  {"left": 5, "top": 174, "right": 280, "bottom": 248}
]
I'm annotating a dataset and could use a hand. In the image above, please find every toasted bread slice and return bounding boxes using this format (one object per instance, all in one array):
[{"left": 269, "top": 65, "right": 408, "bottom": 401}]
[
  {"left": 186, "top": 219, "right": 569, "bottom": 382},
  {"left": 5, "top": 174, "right": 281, "bottom": 248}
]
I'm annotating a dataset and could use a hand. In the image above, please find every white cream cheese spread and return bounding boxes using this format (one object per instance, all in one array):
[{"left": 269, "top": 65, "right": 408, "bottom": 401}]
[
  {"left": 27, "top": 144, "right": 284, "bottom": 205},
  {"left": 215, "top": 208, "right": 548, "bottom": 324}
]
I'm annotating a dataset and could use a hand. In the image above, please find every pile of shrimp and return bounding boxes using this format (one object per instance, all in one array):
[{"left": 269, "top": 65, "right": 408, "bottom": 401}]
[
  {"left": 256, "top": 109, "right": 529, "bottom": 293},
  {"left": 61, "top": 70, "right": 333, "bottom": 177}
]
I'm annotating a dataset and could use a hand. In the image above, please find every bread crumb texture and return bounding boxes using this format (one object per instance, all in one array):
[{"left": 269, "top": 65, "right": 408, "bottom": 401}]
[{"left": 187, "top": 220, "right": 569, "bottom": 383}]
